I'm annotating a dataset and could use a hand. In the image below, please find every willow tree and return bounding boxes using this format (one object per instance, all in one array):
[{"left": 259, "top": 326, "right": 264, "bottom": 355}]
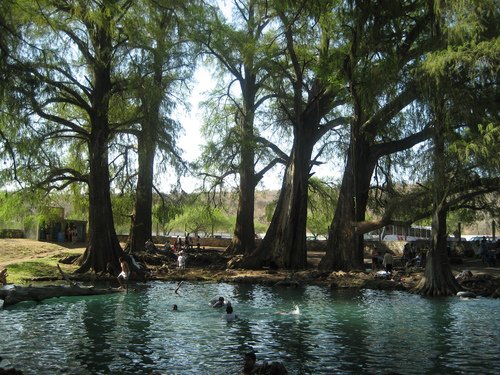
[
  {"left": 195, "top": 0, "right": 281, "bottom": 255},
  {"left": 416, "top": 0, "right": 499, "bottom": 296},
  {"left": 239, "top": 1, "right": 349, "bottom": 269},
  {"left": 118, "top": 0, "right": 194, "bottom": 253},
  {"left": 319, "top": 0, "right": 439, "bottom": 270},
  {"left": 4, "top": 0, "right": 135, "bottom": 273}
]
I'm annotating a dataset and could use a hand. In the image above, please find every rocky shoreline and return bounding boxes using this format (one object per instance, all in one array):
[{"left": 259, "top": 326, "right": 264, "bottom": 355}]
[{"left": 47, "top": 248, "right": 500, "bottom": 299}]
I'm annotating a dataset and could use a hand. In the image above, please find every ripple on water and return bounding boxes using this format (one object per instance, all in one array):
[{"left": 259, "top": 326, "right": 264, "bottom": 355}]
[{"left": 1, "top": 283, "right": 499, "bottom": 374}]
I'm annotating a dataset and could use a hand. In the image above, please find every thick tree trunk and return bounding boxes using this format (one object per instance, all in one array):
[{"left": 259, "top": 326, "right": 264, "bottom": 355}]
[
  {"left": 129, "top": 38, "right": 165, "bottom": 253},
  {"left": 240, "top": 134, "right": 312, "bottom": 269},
  {"left": 418, "top": 110, "right": 461, "bottom": 296},
  {"left": 229, "top": 103, "right": 256, "bottom": 255},
  {"left": 130, "top": 130, "right": 155, "bottom": 253},
  {"left": 76, "top": 18, "right": 123, "bottom": 273},
  {"left": 231, "top": 161, "right": 256, "bottom": 254},
  {"left": 320, "top": 139, "right": 374, "bottom": 270},
  {"left": 417, "top": 205, "right": 461, "bottom": 296},
  {"left": 77, "top": 129, "right": 124, "bottom": 273}
]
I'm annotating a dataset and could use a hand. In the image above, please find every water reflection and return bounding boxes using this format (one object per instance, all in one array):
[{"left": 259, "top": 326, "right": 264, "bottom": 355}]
[{"left": 1, "top": 283, "right": 499, "bottom": 374}]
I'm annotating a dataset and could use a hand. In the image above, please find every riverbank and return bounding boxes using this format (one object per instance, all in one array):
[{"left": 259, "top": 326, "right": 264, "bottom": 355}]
[{"left": 1, "top": 238, "right": 499, "bottom": 297}]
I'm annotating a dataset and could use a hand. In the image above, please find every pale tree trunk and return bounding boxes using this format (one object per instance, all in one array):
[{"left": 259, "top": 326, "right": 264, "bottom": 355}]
[{"left": 230, "top": 85, "right": 256, "bottom": 255}]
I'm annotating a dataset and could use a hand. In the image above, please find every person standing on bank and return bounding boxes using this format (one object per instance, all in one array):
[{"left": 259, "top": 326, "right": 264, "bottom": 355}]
[
  {"left": 117, "top": 257, "right": 130, "bottom": 289},
  {"left": 383, "top": 251, "right": 393, "bottom": 273}
]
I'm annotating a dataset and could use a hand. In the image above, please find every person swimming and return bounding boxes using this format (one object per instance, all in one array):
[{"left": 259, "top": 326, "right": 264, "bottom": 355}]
[
  {"left": 224, "top": 304, "right": 237, "bottom": 322},
  {"left": 211, "top": 296, "right": 225, "bottom": 308},
  {"left": 276, "top": 304, "right": 300, "bottom": 316}
]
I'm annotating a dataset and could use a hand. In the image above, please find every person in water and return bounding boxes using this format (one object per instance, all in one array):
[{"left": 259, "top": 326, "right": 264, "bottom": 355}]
[
  {"left": 240, "top": 351, "right": 257, "bottom": 374},
  {"left": 224, "top": 304, "right": 236, "bottom": 322},
  {"left": 212, "top": 296, "right": 225, "bottom": 308},
  {"left": 172, "top": 304, "right": 178, "bottom": 311}
]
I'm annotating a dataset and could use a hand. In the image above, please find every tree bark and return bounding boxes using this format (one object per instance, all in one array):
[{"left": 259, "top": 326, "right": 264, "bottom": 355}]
[
  {"left": 417, "top": 205, "right": 461, "bottom": 296},
  {"left": 76, "top": 9, "right": 124, "bottom": 273},
  {"left": 130, "top": 126, "right": 155, "bottom": 253},
  {"left": 417, "top": 104, "right": 461, "bottom": 296},
  {"left": 320, "top": 136, "right": 374, "bottom": 270},
  {"left": 240, "top": 129, "right": 313, "bottom": 269},
  {"left": 230, "top": 75, "right": 257, "bottom": 255}
]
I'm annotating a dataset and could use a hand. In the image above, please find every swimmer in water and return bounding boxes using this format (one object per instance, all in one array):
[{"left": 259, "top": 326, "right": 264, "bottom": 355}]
[
  {"left": 212, "top": 296, "right": 225, "bottom": 308},
  {"left": 276, "top": 305, "right": 300, "bottom": 315}
]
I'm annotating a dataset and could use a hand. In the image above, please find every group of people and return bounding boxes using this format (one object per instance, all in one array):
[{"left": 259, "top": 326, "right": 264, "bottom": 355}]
[
  {"left": 371, "top": 242, "right": 431, "bottom": 275},
  {"left": 166, "top": 233, "right": 202, "bottom": 253},
  {"left": 402, "top": 242, "right": 427, "bottom": 268}
]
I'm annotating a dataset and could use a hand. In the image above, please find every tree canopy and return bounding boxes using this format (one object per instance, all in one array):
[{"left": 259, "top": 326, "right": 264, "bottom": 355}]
[{"left": 0, "top": 0, "right": 498, "bottom": 280}]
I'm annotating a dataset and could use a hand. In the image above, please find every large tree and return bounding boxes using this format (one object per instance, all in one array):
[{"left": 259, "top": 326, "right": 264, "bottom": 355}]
[
  {"left": 196, "top": 0, "right": 280, "bottom": 255},
  {"left": 4, "top": 0, "right": 135, "bottom": 273},
  {"left": 239, "top": 1, "right": 348, "bottom": 269},
  {"left": 119, "top": 0, "right": 194, "bottom": 253},
  {"left": 319, "top": 0, "right": 439, "bottom": 270},
  {"left": 417, "top": 0, "right": 499, "bottom": 295}
]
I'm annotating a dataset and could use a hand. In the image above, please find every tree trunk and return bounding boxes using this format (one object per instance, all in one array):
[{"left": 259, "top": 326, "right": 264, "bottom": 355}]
[
  {"left": 229, "top": 91, "right": 256, "bottom": 255},
  {"left": 228, "top": 66, "right": 258, "bottom": 255},
  {"left": 417, "top": 204, "right": 461, "bottom": 296},
  {"left": 240, "top": 132, "right": 312, "bottom": 269},
  {"left": 320, "top": 138, "right": 374, "bottom": 270},
  {"left": 77, "top": 126, "right": 124, "bottom": 273},
  {"left": 76, "top": 15, "right": 124, "bottom": 273},
  {"left": 417, "top": 106, "right": 461, "bottom": 296},
  {"left": 130, "top": 128, "right": 155, "bottom": 253}
]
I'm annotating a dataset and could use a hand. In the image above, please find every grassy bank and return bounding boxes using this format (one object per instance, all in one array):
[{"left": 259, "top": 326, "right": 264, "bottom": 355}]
[{"left": 0, "top": 239, "right": 83, "bottom": 284}]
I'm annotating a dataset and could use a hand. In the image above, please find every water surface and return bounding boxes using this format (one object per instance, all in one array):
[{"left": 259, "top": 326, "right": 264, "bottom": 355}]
[{"left": 1, "top": 282, "right": 499, "bottom": 374}]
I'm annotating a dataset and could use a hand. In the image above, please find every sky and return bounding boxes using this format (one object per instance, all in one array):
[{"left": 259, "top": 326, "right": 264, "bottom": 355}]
[
  {"left": 158, "top": 66, "right": 288, "bottom": 193},
  {"left": 158, "top": 1, "right": 340, "bottom": 194},
  {"left": 165, "top": 65, "right": 340, "bottom": 194}
]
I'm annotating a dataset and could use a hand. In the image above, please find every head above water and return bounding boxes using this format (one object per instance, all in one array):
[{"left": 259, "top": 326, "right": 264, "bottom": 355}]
[
  {"left": 219, "top": 296, "right": 224, "bottom": 302},
  {"left": 245, "top": 351, "right": 256, "bottom": 362},
  {"left": 226, "top": 305, "right": 233, "bottom": 314}
]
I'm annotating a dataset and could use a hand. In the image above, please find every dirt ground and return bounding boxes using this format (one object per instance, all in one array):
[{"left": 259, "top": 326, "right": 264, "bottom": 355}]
[{"left": 1, "top": 238, "right": 499, "bottom": 297}]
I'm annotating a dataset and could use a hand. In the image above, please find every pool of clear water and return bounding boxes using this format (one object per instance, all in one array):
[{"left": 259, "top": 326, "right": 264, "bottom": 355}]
[{"left": 1, "top": 282, "right": 499, "bottom": 374}]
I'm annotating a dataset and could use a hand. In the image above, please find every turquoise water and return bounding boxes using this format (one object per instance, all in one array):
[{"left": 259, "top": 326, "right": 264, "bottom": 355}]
[{"left": 1, "top": 282, "right": 499, "bottom": 374}]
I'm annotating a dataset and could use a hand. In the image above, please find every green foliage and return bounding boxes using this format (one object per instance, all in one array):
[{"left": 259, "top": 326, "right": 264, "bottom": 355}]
[
  {"left": 451, "top": 123, "right": 500, "bottom": 169},
  {"left": 166, "top": 200, "right": 234, "bottom": 236},
  {"left": 153, "top": 198, "right": 184, "bottom": 235},
  {"left": 111, "top": 193, "right": 135, "bottom": 234},
  {"left": 307, "top": 178, "right": 338, "bottom": 238},
  {"left": 0, "top": 191, "right": 28, "bottom": 228}
]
